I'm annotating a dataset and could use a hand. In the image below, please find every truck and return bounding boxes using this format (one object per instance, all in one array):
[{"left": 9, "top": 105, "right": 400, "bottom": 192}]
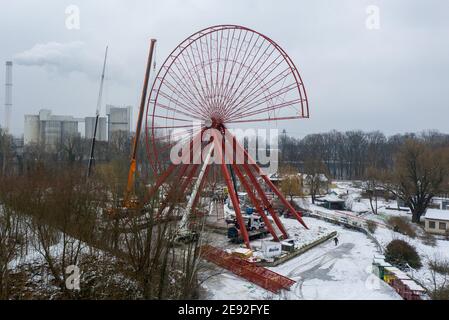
[
  {"left": 227, "top": 225, "right": 268, "bottom": 244},
  {"left": 226, "top": 213, "right": 265, "bottom": 231}
]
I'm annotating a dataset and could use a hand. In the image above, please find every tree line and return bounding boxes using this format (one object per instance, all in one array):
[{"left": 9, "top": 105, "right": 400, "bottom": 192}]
[{"left": 279, "top": 129, "right": 449, "bottom": 180}]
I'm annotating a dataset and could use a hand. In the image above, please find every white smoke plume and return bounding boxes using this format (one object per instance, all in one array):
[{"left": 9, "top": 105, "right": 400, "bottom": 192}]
[{"left": 14, "top": 41, "right": 102, "bottom": 79}]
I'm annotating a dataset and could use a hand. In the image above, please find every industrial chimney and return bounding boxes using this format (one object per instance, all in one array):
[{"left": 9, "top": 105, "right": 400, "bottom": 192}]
[{"left": 4, "top": 61, "right": 12, "bottom": 132}]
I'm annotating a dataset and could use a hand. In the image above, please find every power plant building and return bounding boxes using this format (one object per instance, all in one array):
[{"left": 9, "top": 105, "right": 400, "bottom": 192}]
[
  {"left": 24, "top": 109, "right": 80, "bottom": 150},
  {"left": 106, "top": 105, "right": 132, "bottom": 140},
  {"left": 85, "top": 116, "right": 107, "bottom": 141}
]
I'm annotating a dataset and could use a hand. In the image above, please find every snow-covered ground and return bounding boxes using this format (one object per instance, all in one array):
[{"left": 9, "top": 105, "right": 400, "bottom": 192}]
[
  {"left": 323, "top": 181, "right": 449, "bottom": 292},
  {"left": 201, "top": 216, "right": 401, "bottom": 300}
]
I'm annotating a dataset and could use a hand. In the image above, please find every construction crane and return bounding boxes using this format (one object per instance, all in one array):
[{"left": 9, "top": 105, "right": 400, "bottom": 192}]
[
  {"left": 122, "top": 39, "right": 157, "bottom": 209},
  {"left": 87, "top": 46, "right": 108, "bottom": 178}
]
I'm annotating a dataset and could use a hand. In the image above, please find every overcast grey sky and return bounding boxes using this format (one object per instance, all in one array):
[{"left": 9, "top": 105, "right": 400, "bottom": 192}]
[{"left": 1, "top": 0, "right": 448, "bottom": 137}]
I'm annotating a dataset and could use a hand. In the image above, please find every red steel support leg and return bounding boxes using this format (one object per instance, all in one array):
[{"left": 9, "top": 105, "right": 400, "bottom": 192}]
[
  {"left": 231, "top": 163, "right": 280, "bottom": 242},
  {"left": 260, "top": 174, "right": 308, "bottom": 229},
  {"left": 229, "top": 130, "right": 308, "bottom": 229},
  {"left": 218, "top": 131, "right": 281, "bottom": 240},
  {"left": 241, "top": 162, "right": 289, "bottom": 239},
  {"left": 211, "top": 130, "right": 251, "bottom": 249},
  {"left": 146, "top": 130, "right": 205, "bottom": 200},
  {"left": 222, "top": 133, "right": 289, "bottom": 238}
]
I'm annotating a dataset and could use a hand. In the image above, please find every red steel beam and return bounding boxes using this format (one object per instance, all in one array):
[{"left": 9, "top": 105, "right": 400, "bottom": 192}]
[
  {"left": 229, "top": 130, "right": 308, "bottom": 229},
  {"left": 223, "top": 133, "right": 289, "bottom": 238},
  {"left": 231, "top": 163, "right": 280, "bottom": 242},
  {"left": 211, "top": 130, "right": 251, "bottom": 249},
  {"left": 241, "top": 162, "right": 289, "bottom": 239},
  {"left": 218, "top": 131, "right": 281, "bottom": 240}
]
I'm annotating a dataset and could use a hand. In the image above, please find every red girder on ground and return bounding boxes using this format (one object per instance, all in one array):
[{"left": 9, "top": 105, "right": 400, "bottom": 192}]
[{"left": 201, "top": 245, "right": 295, "bottom": 294}]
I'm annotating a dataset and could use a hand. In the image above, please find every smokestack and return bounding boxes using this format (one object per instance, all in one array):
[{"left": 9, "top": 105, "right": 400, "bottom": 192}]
[{"left": 4, "top": 61, "right": 12, "bottom": 132}]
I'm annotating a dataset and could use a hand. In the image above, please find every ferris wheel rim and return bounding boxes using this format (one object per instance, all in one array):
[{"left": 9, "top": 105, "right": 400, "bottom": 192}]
[{"left": 145, "top": 24, "right": 309, "bottom": 176}]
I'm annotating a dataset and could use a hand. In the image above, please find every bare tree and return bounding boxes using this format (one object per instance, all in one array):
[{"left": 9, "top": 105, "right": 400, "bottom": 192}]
[
  {"left": 303, "top": 156, "right": 329, "bottom": 204},
  {"left": 0, "top": 206, "right": 24, "bottom": 298},
  {"left": 381, "top": 139, "right": 449, "bottom": 223},
  {"left": 365, "top": 167, "right": 380, "bottom": 214}
]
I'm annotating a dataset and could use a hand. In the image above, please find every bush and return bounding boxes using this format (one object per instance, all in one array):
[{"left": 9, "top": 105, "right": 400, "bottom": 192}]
[
  {"left": 385, "top": 239, "right": 422, "bottom": 269},
  {"left": 387, "top": 216, "right": 417, "bottom": 238},
  {"left": 430, "top": 286, "right": 449, "bottom": 300},
  {"left": 429, "top": 259, "right": 449, "bottom": 275},
  {"left": 421, "top": 232, "right": 437, "bottom": 247},
  {"left": 366, "top": 220, "right": 378, "bottom": 234}
]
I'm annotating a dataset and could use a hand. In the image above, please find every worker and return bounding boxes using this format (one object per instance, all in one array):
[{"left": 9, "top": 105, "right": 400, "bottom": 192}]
[{"left": 334, "top": 236, "right": 339, "bottom": 246}]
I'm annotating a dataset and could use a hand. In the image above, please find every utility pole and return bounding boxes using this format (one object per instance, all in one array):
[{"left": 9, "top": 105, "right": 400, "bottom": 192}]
[
  {"left": 87, "top": 46, "right": 108, "bottom": 178},
  {"left": 123, "top": 39, "right": 157, "bottom": 206}
]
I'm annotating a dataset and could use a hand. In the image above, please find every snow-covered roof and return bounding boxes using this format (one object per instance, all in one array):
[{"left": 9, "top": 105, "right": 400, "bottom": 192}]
[
  {"left": 319, "top": 194, "right": 345, "bottom": 203},
  {"left": 300, "top": 173, "right": 329, "bottom": 182},
  {"left": 424, "top": 209, "right": 449, "bottom": 221},
  {"left": 401, "top": 279, "right": 426, "bottom": 292},
  {"left": 268, "top": 172, "right": 282, "bottom": 181}
]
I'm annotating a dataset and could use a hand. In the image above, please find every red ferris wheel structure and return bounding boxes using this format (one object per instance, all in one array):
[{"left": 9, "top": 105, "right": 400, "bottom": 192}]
[{"left": 145, "top": 25, "right": 310, "bottom": 249}]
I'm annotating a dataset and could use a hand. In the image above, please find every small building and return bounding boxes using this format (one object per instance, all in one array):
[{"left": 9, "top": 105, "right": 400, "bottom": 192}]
[
  {"left": 424, "top": 209, "right": 449, "bottom": 235},
  {"left": 316, "top": 194, "right": 346, "bottom": 210},
  {"left": 267, "top": 172, "right": 282, "bottom": 187}
]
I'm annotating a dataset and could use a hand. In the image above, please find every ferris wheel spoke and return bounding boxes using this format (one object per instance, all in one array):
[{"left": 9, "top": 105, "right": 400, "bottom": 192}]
[
  {"left": 219, "top": 37, "right": 265, "bottom": 115},
  {"left": 222, "top": 48, "right": 281, "bottom": 117},
  {"left": 228, "top": 82, "right": 299, "bottom": 120},
  {"left": 152, "top": 113, "right": 197, "bottom": 123},
  {"left": 169, "top": 60, "right": 211, "bottom": 116},
  {"left": 156, "top": 91, "right": 204, "bottom": 120},
  {"left": 224, "top": 54, "right": 286, "bottom": 114},
  {"left": 216, "top": 29, "right": 235, "bottom": 112},
  {"left": 217, "top": 29, "right": 247, "bottom": 115},
  {"left": 225, "top": 66, "right": 292, "bottom": 119},
  {"left": 181, "top": 42, "right": 214, "bottom": 110},
  {"left": 168, "top": 50, "right": 212, "bottom": 111},
  {"left": 159, "top": 77, "right": 208, "bottom": 119},
  {"left": 220, "top": 32, "right": 260, "bottom": 105},
  {"left": 228, "top": 99, "right": 303, "bottom": 122},
  {"left": 218, "top": 31, "right": 255, "bottom": 113}
]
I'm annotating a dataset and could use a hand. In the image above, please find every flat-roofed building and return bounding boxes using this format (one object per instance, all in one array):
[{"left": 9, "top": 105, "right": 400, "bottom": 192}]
[
  {"left": 424, "top": 209, "right": 449, "bottom": 235},
  {"left": 24, "top": 109, "right": 80, "bottom": 151}
]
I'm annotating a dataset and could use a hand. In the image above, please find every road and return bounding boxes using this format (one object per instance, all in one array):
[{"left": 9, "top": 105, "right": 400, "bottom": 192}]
[{"left": 201, "top": 217, "right": 401, "bottom": 300}]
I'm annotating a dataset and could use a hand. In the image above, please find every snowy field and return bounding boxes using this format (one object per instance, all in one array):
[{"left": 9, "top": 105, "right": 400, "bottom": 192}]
[
  {"left": 317, "top": 181, "right": 449, "bottom": 292},
  {"left": 200, "top": 216, "right": 401, "bottom": 300}
]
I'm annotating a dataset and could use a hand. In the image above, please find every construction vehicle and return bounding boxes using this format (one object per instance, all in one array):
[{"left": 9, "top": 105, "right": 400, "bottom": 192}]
[
  {"left": 227, "top": 224, "right": 268, "bottom": 244},
  {"left": 103, "top": 39, "right": 156, "bottom": 218},
  {"left": 227, "top": 212, "right": 268, "bottom": 243}
]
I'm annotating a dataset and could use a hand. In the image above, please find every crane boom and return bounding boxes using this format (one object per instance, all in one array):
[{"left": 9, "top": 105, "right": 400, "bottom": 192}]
[
  {"left": 87, "top": 45, "right": 108, "bottom": 178},
  {"left": 124, "top": 39, "right": 157, "bottom": 206}
]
